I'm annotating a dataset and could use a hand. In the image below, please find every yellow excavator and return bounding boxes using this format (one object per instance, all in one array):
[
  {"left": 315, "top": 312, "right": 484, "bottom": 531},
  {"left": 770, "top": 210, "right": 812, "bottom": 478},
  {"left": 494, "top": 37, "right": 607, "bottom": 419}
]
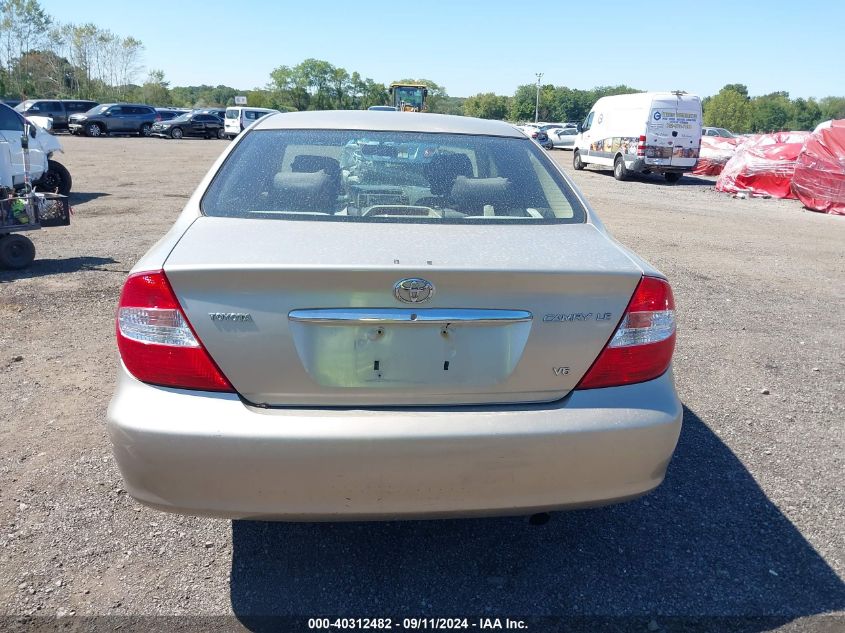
[{"left": 389, "top": 83, "right": 428, "bottom": 112}]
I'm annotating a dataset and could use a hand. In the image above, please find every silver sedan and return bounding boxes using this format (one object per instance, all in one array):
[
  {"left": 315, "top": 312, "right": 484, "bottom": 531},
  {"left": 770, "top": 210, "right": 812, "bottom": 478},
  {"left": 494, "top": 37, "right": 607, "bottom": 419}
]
[
  {"left": 108, "top": 111, "right": 681, "bottom": 520},
  {"left": 550, "top": 126, "right": 579, "bottom": 149}
]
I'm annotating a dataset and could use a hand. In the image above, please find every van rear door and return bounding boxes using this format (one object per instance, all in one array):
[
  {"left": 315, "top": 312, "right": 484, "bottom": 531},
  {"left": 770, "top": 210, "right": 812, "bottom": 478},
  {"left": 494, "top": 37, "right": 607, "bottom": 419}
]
[
  {"left": 648, "top": 95, "right": 701, "bottom": 169},
  {"left": 670, "top": 96, "right": 701, "bottom": 168}
]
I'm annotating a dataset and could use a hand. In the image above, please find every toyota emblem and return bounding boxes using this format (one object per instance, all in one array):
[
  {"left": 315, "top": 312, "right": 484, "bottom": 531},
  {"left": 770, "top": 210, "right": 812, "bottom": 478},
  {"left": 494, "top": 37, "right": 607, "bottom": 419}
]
[{"left": 393, "top": 278, "right": 434, "bottom": 304}]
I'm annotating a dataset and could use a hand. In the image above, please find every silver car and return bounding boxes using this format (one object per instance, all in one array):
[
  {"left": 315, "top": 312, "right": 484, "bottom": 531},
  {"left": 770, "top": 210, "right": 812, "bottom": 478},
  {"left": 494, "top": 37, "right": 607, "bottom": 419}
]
[
  {"left": 550, "top": 126, "right": 579, "bottom": 149},
  {"left": 108, "top": 111, "right": 681, "bottom": 520}
]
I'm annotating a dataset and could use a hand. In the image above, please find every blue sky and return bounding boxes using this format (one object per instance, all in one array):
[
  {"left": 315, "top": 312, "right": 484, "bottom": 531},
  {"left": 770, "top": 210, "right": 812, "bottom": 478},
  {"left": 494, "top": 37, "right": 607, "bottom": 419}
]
[{"left": 39, "top": 0, "right": 842, "bottom": 99}]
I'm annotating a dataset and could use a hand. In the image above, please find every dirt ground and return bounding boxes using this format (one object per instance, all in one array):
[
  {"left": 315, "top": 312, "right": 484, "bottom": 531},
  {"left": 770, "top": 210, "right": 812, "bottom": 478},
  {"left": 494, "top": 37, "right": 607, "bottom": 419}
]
[{"left": 1, "top": 135, "right": 843, "bottom": 631}]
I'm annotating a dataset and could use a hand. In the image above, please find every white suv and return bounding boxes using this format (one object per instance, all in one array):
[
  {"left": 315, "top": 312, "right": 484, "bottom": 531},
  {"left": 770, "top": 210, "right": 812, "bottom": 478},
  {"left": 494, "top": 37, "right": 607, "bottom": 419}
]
[{"left": 223, "top": 106, "right": 279, "bottom": 139}]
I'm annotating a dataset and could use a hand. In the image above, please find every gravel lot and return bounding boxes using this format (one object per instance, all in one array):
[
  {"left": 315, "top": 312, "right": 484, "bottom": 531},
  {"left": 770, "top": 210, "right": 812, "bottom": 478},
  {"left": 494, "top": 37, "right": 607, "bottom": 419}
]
[{"left": 1, "top": 136, "right": 843, "bottom": 632}]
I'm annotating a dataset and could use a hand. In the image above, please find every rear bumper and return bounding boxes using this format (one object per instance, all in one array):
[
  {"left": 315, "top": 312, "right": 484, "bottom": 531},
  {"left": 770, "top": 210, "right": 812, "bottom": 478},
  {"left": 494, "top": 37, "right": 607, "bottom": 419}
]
[
  {"left": 628, "top": 158, "right": 691, "bottom": 173},
  {"left": 107, "top": 366, "right": 682, "bottom": 520}
]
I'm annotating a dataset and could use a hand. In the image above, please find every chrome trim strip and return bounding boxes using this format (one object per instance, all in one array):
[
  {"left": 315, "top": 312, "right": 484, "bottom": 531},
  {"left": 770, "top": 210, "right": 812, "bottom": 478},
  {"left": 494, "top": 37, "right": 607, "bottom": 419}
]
[{"left": 288, "top": 308, "right": 533, "bottom": 325}]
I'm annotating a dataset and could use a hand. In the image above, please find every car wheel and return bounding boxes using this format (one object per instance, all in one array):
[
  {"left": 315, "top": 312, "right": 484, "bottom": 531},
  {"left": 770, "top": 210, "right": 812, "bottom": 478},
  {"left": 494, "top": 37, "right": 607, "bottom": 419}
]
[
  {"left": 573, "top": 150, "right": 584, "bottom": 170},
  {"left": 217, "top": 127, "right": 226, "bottom": 140},
  {"left": 0, "top": 234, "right": 36, "bottom": 269},
  {"left": 664, "top": 172, "right": 682, "bottom": 184},
  {"left": 86, "top": 123, "right": 103, "bottom": 137},
  {"left": 36, "top": 159, "right": 73, "bottom": 196},
  {"left": 170, "top": 127, "right": 183, "bottom": 139},
  {"left": 613, "top": 155, "right": 628, "bottom": 181},
  {"left": 140, "top": 123, "right": 152, "bottom": 137}
]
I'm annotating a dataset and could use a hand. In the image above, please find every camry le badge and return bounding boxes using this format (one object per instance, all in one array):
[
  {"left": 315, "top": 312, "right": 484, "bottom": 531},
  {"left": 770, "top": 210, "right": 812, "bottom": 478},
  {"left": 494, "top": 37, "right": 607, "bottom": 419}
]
[
  {"left": 209, "top": 312, "right": 253, "bottom": 322},
  {"left": 393, "top": 278, "right": 434, "bottom": 304}
]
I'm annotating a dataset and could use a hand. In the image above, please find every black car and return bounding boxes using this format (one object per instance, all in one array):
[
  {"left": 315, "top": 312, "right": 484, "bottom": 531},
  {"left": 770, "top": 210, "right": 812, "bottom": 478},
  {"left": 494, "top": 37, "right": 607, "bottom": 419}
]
[
  {"left": 155, "top": 108, "right": 189, "bottom": 121},
  {"left": 150, "top": 112, "right": 226, "bottom": 139},
  {"left": 192, "top": 108, "right": 226, "bottom": 120},
  {"left": 68, "top": 103, "right": 158, "bottom": 137},
  {"left": 15, "top": 99, "right": 99, "bottom": 132}
]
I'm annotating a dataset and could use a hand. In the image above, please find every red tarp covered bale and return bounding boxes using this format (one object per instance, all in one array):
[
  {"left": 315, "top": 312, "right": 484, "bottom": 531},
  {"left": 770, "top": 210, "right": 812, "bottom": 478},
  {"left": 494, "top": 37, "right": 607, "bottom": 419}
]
[
  {"left": 791, "top": 120, "right": 845, "bottom": 215},
  {"left": 716, "top": 131, "right": 811, "bottom": 198},
  {"left": 692, "top": 136, "right": 739, "bottom": 176}
]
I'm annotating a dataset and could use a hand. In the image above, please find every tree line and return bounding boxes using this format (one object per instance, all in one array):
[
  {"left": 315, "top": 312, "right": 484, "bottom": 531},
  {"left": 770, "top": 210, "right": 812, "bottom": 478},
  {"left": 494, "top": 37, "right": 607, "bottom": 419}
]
[
  {"left": 0, "top": 0, "right": 144, "bottom": 102},
  {"left": 2, "top": 1, "right": 842, "bottom": 131},
  {"left": 702, "top": 84, "right": 845, "bottom": 133}
]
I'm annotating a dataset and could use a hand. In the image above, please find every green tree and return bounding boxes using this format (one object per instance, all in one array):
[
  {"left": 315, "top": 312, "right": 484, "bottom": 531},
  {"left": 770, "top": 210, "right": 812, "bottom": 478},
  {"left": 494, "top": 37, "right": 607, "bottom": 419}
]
[
  {"left": 140, "top": 69, "right": 169, "bottom": 105},
  {"left": 350, "top": 73, "right": 388, "bottom": 109},
  {"left": 10, "top": 49, "right": 75, "bottom": 97},
  {"left": 463, "top": 92, "right": 509, "bottom": 119},
  {"left": 721, "top": 83, "right": 749, "bottom": 98},
  {"left": 818, "top": 96, "right": 845, "bottom": 121},
  {"left": 0, "top": 0, "right": 52, "bottom": 97},
  {"left": 752, "top": 91, "right": 792, "bottom": 132},
  {"left": 508, "top": 84, "right": 537, "bottom": 121},
  {"left": 703, "top": 86, "right": 753, "bottom": 131},
  {"left": 789, "top": 97, "right": 823, "bottom": 131}
]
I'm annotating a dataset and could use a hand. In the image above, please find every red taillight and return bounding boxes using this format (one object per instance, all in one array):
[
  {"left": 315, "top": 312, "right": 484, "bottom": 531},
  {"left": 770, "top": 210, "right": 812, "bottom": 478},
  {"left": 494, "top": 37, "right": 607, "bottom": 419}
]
[
  {"left": 576, "top": 276, "right": 676, "bottom": 390},
  {"left": 637, "top": 134, "right": 647, "bottom": 157},
  {"left": 116, "top": 270, "right": 234, "bottom": 392}
]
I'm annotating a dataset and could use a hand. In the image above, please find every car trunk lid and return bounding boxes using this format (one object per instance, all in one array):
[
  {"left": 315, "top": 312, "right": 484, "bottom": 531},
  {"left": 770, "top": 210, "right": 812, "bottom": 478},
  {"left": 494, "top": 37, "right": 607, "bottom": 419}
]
[{"left": 163, "top": 217, "right": 644, "bottom": 406}]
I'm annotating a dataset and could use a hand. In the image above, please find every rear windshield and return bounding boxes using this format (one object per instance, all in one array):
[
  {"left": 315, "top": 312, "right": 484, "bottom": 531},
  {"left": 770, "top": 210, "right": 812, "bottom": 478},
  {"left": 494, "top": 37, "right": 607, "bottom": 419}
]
[
  {"left": 225, "top": 109, "right": 239, "bottom": 119},
  {"left": 201, "top": 130, "right": 585, "bottom": 224}
]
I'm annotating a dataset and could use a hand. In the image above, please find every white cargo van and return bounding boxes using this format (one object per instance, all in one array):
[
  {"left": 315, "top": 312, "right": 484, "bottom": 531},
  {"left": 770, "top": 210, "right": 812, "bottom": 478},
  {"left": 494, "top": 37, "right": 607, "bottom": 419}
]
[
  {"left": 223, "top": 106, "right": 279, "bottom": 139},
  {"left": 573, "top": 92, "right": 702, "bottom": 183}
]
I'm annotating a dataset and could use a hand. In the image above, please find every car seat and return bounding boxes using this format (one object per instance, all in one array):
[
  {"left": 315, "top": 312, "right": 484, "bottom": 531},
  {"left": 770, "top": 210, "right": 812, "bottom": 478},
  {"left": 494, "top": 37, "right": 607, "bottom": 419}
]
[
  {"left": 416, "top": 153, "right": 474, "bottom": 207},
  {"left": 290, "top": 155, "right": 342, "bottom": 201},
  {"left": 271, "top": 171, "right": 334, "bottom": 213},
  {"left": 449, "top": 176, "right": 514, "bottom": 215}
]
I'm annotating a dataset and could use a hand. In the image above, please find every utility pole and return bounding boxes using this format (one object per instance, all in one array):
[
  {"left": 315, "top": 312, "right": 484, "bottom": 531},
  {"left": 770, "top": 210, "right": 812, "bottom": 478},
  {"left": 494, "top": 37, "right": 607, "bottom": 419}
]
[{"left": 534, "top": 72, "right": 543, "bottom": 123}]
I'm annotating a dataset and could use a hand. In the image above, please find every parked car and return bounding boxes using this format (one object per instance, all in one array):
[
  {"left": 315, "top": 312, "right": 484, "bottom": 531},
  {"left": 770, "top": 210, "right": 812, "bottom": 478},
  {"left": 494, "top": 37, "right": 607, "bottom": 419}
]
[
  {"left": 537, "top": 123, "right": 565, "bottom": 133},
  {"left": 191, "top": 108, "right": 226, "bottom": 120},
  {"left": 702, "top": 126, "right": 736, "bottom": 138},
  {"left": 25, "top": 114, "right": 53, "bottom": 132},
  {"left": 155, "top": 108, "right": 188, "bottom": 121},
  {"left": 574, "top": 91, "right": 702, "bottom": 182},
  {"left": 108, "top": 110, "right": 681, "bottom": 520},
  {"left": 223, "top": 106, "right": 279, "bottom": 138},
  {"left": 0, "top": 103, "right": 72, "bottom": 195},
  {"left": 550, "top": 127, "right": 578, "bottom": 149},
  {"left": 68, "top": 103, "right": 158, "bottom": 137},
  {"left": 150, "top": 112, "right": 226, "bottom": 139},
  {"left": 14, "top": 99, "right": 98, "bottom": 132},
  {"left": 516, "top": 124, "right": 553, "bottom": 150}
]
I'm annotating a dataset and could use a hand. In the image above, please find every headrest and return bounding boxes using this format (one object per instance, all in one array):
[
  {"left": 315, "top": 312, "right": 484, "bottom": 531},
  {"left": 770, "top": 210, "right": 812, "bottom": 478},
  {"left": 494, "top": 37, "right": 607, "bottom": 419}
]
[
  {"left": 273, "top": 171, "right": 331, "bottom": 195},
  {"left": 425, "top": 152, "right": 474, "bottom": 196},
  {"left": 449, "top": 176, "right": 511, "bottom": 211},
  {"left": 291, "top": 155, "right": 340, "bottom": 176}
]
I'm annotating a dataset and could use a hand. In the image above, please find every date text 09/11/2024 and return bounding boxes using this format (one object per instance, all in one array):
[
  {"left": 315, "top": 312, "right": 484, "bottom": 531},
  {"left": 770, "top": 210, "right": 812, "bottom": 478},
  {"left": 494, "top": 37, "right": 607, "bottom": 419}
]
[{"left": 307, "top": 617, "right": 528, "bottom": 630}]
